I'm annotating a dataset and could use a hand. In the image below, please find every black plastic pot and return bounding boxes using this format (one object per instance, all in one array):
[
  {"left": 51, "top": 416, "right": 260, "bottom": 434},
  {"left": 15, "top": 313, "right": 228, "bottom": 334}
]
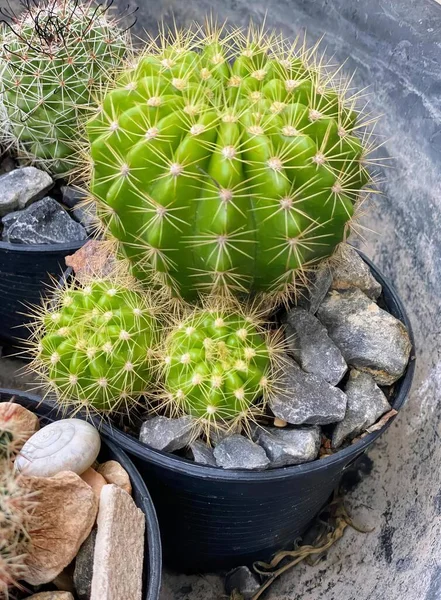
[
  {"left": 0, "top": 390, "right": 162, "bottom": 600},
  {"left": 0, "top": 240, "right": 84, "bottom": 345},
  {"left": 93, "top": 253, "right": 415, "bottom": 573}
]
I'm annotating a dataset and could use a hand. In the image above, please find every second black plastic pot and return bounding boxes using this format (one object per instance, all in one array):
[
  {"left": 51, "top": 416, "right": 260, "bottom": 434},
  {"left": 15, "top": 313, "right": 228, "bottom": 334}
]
[
  {"left": 0, "top": 240, "right": 84, "bottom": 344},
  {"left": 95, "top": 254, "right": 415, "bottom": 573},
  {"left": 0, "top": 390, "right": 162, "bottom": 600}
]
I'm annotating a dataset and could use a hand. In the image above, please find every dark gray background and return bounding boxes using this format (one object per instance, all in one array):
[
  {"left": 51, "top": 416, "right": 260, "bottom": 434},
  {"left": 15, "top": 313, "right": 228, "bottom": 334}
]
[{"left": 2, "top": 0, "right": 441, "bottom": 598}]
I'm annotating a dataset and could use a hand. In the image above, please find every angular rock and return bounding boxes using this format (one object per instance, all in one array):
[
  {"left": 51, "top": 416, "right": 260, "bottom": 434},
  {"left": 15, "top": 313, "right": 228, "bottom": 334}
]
[
  {"left": 225, "top": 566, "right": 260, "bottom": 600},
  {"left": 139, "top": 415, "right": 194, "bottom": 452},
  {"left": 97, "top": 460, "right": 132, "bottom": 495},
  {"left": 27, "top": 593, "right": 74, "bottom": 600},
  {"left": 253, "top": 426, "right": 321, "bottom": 467},
  {"left": 332, "top": 244, "right": 382, "bottom": 300},
  {"left": 22, "top": 471, "right": 97, "bottom": 585},
  {"left": 65, "top": 240, "right": 118, "bottom": 282},
  {"left": 72, "top": 205, "right": 97, "bottom": 235},
  {"left": 308, "top": 262, "right": 334, "bottom": 314},
  {"left": 60, "top": 185, "right": 86, "bottom": 208},
  {"left": 81, "top": 468, "right": 107, "bottom": 502},
  {"left": 52, "top": 567, "right": 75, "bottom": 594},
  {"left": 317, "top": 288, "right": 412, "bottom": 385},
  {"left": 2, "top": 197, "right": 87, "bottom": 244},
  {"left": 332, "top": 369, "right": 392, "bottom": 448},
  {"left": 269, "top": 358, "right": 347, "bottom": 425},
  {"left": 189, "top": 440, "right": 217, "bottom": 466},
  {"left": 91, "top": 485, "right": 145, "bottom": 600},
  {"left": 213, "top": 435, "right": 270, "bottom": 470},
  {"left": 74, "top": 528, "right": 97, "bottom": 600},
  {"left": 285, "top": 307, "right": 347, "bottom": 385},
  {"left": 0, "top": 166, "right": 53, "bottom": 216},
  {"left": 0, "top": 401, "right": 40, "bottom": 453}
]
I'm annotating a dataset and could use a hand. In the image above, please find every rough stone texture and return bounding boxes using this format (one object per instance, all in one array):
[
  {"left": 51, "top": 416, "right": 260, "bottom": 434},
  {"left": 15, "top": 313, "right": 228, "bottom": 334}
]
[
  {"left": 332, "top": 243, "right": 382, "bottom": 299},
  {"left": 317, "top": 288, "right": 412, "bottom": 385},
  {"left": 80, "top": 468, "right": 107, "bottom": 502},
  {"left": 21, "top": 471, "right": 97, "bottom": 585},
  {"left": 72, "top": 205, "right": 97, "bottom": 235},
  {"left": 74, "top": 528, "right": 97, "bottom": 600},
  {"left": 213, "top": 435, "right": 270, "bottom": 470},
  {"left": 253, "top": 426, "right": 321, "bottom": 468},
  {"left": 285, "top": 307, "right": 347, "bottom": 385},
  {"left": 270, "top": 358, "right": 347, "bottom": 425},
  {"left": 225, "top": 566, "right": 260, "bottom": 599},
  {"left": 189, "top": 440, "right": 217, "bottom": 466},
  {"left": 0, "top": 166, "right": 53, "bottom": 216},
  {"left": 60, "top": 185, "right": 86, "bottom": 208},
  {"left": 0, "top": 401, "right": 39, "bottom": 451},
  {"left": 65, "top": 240, "right": 118, "bottom": 281},
  {"left": 2, "top": 196, "right": 87, "bottom": 244},
  {"left": 332, "top": 370, "right": 392, "bottom": 448},
  {"left": 91, "top": 484, "right": 145, "bottom": 600},
  {"left": 27, "top": 593, "right": 74, "bottom": 600},
  {"left": 139, "top": 415, "right": 194, "bottom": 452},
  {"left": 97, "top": 460, "right": 132, "bottom": 495},
  {"left": 307, "top": 262, "right": 334, "bottom": 315}
]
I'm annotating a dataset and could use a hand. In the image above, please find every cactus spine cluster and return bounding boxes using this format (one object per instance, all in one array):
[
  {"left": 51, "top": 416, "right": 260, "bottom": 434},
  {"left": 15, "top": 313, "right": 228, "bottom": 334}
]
[
  {"left": 0, "top": 0, "right": 130, "bottom": 176},
  {"left": 87, "top": 24, "right": 374, "bottom": 303},
  {"left": 159, "top": 303, "right": 282, "bottom": 432},
  {"left": 30, "top": 277, "right": 160, "bottom": 413}
]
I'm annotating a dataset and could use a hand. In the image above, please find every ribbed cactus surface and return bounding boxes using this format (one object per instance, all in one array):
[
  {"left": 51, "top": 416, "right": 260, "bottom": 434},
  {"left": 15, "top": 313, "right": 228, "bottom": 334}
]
[
  {"left": 88, "top": 25, "right": 372, "bottom": 302},
  {"left": 32, "top": 278, "right": 159, "bottom": 413},
  {"left": 161, "top": 306, "right": 273, "bottom": 428},
  {"left": 0, "top": 0, "right": 128, "bottom": 176}
]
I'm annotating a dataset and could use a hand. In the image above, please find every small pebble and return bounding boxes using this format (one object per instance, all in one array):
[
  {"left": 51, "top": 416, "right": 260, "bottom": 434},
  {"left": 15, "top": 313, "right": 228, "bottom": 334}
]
[
  {"left": 274, "top": 418, "right": 287, "bottom": 428},
  {"left": 80, "top": 467, "right": 107, "bottom": 502},
  {"left": 97, "top": 460, "right": 132, "bottom": 495},
  {"left": 213, "top": 435, "right": 270, "bottom": 470},
  {"left": 14, "top": 419, "right": 101, "bottom": 477},
  {"left": 189, "top": 440, "right": 217, "bottom": 466},
  {"left": 139, "top": 416, "right": 194, "bottom": 452},
  {"left": 253, "top": 426, "right": 321, "bottom": 468},
  {"left": 332, "top": 244, "right": 382, "bottom": 300}
]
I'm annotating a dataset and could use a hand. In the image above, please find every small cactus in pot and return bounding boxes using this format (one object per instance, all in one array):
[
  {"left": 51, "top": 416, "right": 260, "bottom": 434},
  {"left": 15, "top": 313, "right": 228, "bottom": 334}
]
[
  {"left": 28, "top": 275, "right": 161, "bottom": 414},
  {"left": 87, "top": 23, "right": 376, "bottom": 304},
  {"left": 0, "top": 0, "right": 132, "bottom": 177}
]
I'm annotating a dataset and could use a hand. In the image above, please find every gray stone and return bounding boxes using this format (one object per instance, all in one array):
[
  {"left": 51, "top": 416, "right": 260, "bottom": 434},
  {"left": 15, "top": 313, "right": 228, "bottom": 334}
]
[
  {"left": 308, "top": 263, "right": 333, "bottom": 314},
  {"left": 73, "top": 528, "right": 96, "bottom": 600},
  {"left": 213, "top": 435, "right": 270, "bottom": 470},
  {"left": 225, "top": 566, "right": 260, "bottom": 599},
  {"left": 139, "top": 416, "right": 194, "bottom": 452},
  {"left": 253, "top": 426, "right": 321, "bottom": 467},
  {"left": 72, "top": 205, "right": 97, "bottom": 235},
  {"left": 189, "top": 440, "right": 217, "bottom": 466},
  {"left": 285, "top": 307, "right": 347, "bottom": 385},
  {"left": 2, "top": 197, "right": 87, "bottom": 244},
  {"left": 0, "top": 166, "right": 53, "bottom": 216},
  {"left": 332, "top": 370, "right": 392, "bottom": 448},
  {"left": 61, "top": 185, "right": 86, "bottom": 208},
  {"left": 270, "top": 358, "right": 347, "bottom": 426},
  {"left": 331, "top": 244, "right": 382, "bottom": 300},
  {"left": 317, "top": 289, "right": 412, "bottom": 385}
]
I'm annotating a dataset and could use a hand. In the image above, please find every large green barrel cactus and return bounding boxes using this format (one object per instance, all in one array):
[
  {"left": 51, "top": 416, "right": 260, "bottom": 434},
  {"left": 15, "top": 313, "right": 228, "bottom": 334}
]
[
  {"left": 158, "top": 303, "right": 282, "bottom": 433},
  {"left": 29, "top": 277, "right": 160, "bottom": 413},
  {"left": 0, "top": 0, "right": 130, "bottom": 176},
  {"left": 88, "top": 25, "right": 373, "bottom": 302}
]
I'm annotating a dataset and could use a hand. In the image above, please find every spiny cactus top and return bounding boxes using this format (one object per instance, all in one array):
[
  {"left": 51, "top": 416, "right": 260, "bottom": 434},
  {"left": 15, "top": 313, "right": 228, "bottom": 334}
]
[
  {"left": 159, "top": 304, "right": 281, "bottom": 432},
  {"left": 30, "top": 277, "right": 160, "bottom": 413},
  {"left": 0, "top": 0, "right": 130, "bottom": 176},
  {"left": 88, "top": 24, "right": 375, "bottom": 303}
]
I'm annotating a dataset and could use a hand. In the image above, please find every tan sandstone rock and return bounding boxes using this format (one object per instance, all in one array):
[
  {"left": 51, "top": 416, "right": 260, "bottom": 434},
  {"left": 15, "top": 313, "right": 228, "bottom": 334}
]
[
  {"left": 97, "top": 460, "right": 132, "bottom": 495},
  {"left": 27, "top": 592, "right": 74, "bottom": 600},
  {"left": 22, "top": 471, "right": 98, "bottom": 585},
  {"left": 91, "top": 484, "right": 145, "bottom": 600},
  {"left": 81, "top": 467, "right": 107, "bottom": 502},
  {"left": 0, "top": 401, "right": 39, "bottom": 454}
]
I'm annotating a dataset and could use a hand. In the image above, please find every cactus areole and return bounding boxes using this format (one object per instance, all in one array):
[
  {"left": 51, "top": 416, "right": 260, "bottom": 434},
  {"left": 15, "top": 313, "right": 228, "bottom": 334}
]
[{"left": 88, "top": 26, "right": 373, "bottom": 302}]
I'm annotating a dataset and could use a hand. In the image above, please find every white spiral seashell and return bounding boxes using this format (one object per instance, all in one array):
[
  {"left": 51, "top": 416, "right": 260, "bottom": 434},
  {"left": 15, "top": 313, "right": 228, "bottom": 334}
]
[{"left": 14, "top": 419, "right": 101, "bottom": 477}]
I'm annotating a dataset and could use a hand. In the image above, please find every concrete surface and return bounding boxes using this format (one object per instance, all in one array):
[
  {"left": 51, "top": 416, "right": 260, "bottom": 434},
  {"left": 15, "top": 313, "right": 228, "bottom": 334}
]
[{"left": 2, "top": 0, "right": 441, "bottom": 598}]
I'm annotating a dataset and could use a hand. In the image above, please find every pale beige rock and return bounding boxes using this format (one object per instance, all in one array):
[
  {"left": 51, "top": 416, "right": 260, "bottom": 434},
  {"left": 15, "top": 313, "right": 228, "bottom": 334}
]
[
  {"left": 22, "top": 471, "right": 98, "bottom": 585},
  {"left": 274, "top": 418, "right": 287, "bottom": 428},
  {"left": 81, "top": 467, "right": 107, "bottom": 502},
  {"left": 0, "top": 401, "right": 39, "bottom": 453},
  {"left": 27, "top": 592, "right": 74, "bottom": 599},
  {"left": 91, "top": 484, "right": 145, "bottom": 600},
  {"left": 97, "top": 460, "right": 132, "bottom": 495}
]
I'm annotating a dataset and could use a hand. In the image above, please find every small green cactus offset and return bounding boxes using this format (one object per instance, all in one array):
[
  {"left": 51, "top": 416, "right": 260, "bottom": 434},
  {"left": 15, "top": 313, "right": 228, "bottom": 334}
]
[
  {"left": 0, "top": 0, "right": 130, "bottom": 176},
  {"left": 30, "top": 277, "right": 160, "bottom": 413},
  {"left": 159, "top": 303, "right": 281, "bottom": 431},
  {"left": 88, "top": 24, "right": 374, "bottom": 303}
]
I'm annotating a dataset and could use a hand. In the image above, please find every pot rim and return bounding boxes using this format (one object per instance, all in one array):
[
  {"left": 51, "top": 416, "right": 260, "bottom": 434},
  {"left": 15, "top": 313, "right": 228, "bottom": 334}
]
[{"left": 0, "top": 239, "right": 85, "bottom": 253}]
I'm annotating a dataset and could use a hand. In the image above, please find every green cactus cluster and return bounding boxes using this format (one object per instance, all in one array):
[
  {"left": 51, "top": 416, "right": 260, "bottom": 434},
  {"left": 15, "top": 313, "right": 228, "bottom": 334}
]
[
  {"left": 160, "top": 305, "right": 278, "bottom": 428},
  {"left": 31, "top": 277, "right": 160, "bottom": 413},
  {"left": 87, "top": 24, "right": 372, "bottom": 303},
  {"left": 0, "top": 0, "right": 129, "bottom": 176}
]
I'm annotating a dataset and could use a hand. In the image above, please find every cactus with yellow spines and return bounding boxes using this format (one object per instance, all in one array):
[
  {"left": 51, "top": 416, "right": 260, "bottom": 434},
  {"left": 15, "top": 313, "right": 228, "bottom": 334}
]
[
  {"left": 28, "top": 276, "right": 161, "bottom": 414},
  {"left": 87, "top": 22, "right": 376, "bottom": 303}
]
